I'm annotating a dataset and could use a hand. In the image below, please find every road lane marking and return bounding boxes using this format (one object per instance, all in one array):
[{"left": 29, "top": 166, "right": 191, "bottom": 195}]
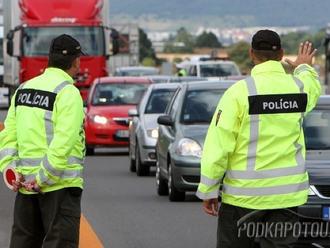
[{"left": 80, "top": 214, "right": 104, "bottom": 248}]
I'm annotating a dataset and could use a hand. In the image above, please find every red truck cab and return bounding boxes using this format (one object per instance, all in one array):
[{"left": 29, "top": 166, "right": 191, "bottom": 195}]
[{"left": 4, "top": 0, "right": 117, "bottom": 100}]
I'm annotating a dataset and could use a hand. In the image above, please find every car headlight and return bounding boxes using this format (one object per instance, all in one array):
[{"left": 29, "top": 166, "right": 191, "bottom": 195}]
[
  {"left": 176, "top": 138, "right": 202, "bottom": 158},
  {"left": 92, "top": 115, "right": 108, "bottom": 125},
  {"left": 147, "top": 128, "right": 158, "bottom": 139}
]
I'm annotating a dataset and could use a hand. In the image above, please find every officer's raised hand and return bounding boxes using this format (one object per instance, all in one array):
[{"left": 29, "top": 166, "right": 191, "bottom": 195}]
[{"left": 285, "top": 41, "right": 317, "bottom": 68}]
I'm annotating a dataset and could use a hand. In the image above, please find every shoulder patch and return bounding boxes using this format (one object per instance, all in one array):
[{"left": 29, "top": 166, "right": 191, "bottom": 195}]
[{"left": 15, "top": 89, "right": 57, "bottom": 111}]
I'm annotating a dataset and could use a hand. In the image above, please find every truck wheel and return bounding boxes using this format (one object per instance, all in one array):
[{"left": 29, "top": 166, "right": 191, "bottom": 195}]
[
  {"left": 168, "top": 162, "right": 185, "bottom": 202},
  {"left": 156, "top": 160, "right": 168, "bottom": 196},
  {"left": 136, "top": 143, "right": 150, "bottom": 176}
]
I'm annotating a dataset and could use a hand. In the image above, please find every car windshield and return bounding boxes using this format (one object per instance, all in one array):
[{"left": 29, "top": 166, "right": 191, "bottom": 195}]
[
  {"left": 145, "top": 89, "right": 176, "bottom": 114},
  {"left": 23, "top": 27, "right": 104, "bottom": 56},
  {"left": 181, "top": 89, "right": 223, "bottom": 124},
  {"left": 303, "top": 110, "right": 330, "bottom": 150},
  {"left": 115, "top": 68, "right": 159, "bottom": 76},
  {"left": 92, "top": 83, "right": 148, "bottom": 106},
  {"left": 200, "top": 64, "right": 239, "bottom": 77}
]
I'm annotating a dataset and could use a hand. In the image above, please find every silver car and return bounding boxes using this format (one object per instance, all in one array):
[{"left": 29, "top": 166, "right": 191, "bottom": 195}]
[{"left": 128, "top": 83, "right": 180, "bottom": 176}]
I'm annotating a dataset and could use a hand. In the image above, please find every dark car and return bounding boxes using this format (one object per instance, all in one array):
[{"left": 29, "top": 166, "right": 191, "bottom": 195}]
[
  {"left": 295, "top": 95, "right": 330, "bottom": 247},
  {"left": 156, "top": 80, "right": 235, "bottom": 201},
  {"left": 128, "top": 83, "right": 180, "bottom": 176}
]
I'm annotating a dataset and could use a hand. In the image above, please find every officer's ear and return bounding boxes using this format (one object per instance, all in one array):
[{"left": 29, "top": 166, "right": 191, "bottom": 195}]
[
  {"left": 67, "top": 57, "right": 80, "bottom": 77},
  {"left": 249, "top": 48, "right": 257, "bottom": 65},
  {"left": 278, "top": 48, "right": 284, "bottom": 61}
]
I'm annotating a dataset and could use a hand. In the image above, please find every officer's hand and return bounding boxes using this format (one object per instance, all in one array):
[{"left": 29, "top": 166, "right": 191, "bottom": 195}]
[
  {"left": 22, "top": 180, "right": 41, "bottom": 193},
  {"left": 11, "top": 174, "right": 24, "bottom": 192},
  {"left": 285, "top": 41, "right": 317, "bottom": 68},
  {"left": 203, "top": 198, "right": 219, "bottom": 216}
]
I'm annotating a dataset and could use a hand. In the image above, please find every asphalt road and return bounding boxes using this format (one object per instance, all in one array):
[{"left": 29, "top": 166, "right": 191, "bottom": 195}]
[{"left": 0, "top": 110, "right": 217, "bottom": 248}]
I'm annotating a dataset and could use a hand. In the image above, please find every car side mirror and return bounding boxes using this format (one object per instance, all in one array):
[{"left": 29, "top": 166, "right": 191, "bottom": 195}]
[
  {"left": 157, "top": 115, "right": 174, "bottom": 126},
  {"left": 128, "top": 108, "right": 139, "bottom": 117}
]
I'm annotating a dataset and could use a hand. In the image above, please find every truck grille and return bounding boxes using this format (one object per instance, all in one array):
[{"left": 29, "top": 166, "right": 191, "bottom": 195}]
[{"left": 315, "top": 185, "right": 330, "bottom": 197}]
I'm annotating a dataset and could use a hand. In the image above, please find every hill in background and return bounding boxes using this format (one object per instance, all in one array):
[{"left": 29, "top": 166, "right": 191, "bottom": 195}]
[{"left": 109, "top": 0, "right": 330, "bottom": 30}]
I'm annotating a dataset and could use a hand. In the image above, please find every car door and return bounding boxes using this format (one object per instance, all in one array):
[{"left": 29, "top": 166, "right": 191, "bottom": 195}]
[{"left": 157, "top": 88, "right": 183, "bottom": 177}]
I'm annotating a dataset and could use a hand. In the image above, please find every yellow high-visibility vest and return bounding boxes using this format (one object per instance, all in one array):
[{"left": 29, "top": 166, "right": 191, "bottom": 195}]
[
  {"left": 197, "top": 61, "right": 321, "bottom": 209},
  {"left": 0, "top": 68, "right": 85, "bottom": 194}
]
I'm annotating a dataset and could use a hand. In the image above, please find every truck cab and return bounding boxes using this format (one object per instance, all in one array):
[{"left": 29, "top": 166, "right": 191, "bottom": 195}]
[{"left": 4, "top": 0, "right": 118, "bottom": 100}]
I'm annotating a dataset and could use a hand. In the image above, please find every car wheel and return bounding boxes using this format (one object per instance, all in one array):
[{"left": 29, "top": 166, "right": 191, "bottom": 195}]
[
  {"left": 136, "top": 143, "right": 150, "bottom": 176},
  {"left": 86, "top": 146, "right": 94, "bottom": 156},
  {"left": 156, "top": 160, "right": 168, "bottom": 196},
  {"left": 168, "top": 161, "right": 185, "bottom": 201},
  {"left": 129, "top": 143, "right": 136, "bottom": 172}
]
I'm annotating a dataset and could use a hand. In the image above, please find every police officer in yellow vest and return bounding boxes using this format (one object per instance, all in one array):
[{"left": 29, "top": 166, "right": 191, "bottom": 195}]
[
  {"left": 0, "top": 34, "right": 85, "bottom": 248},
  {"left": 196, "top": 30, "right": 321, "bottom": 247}
]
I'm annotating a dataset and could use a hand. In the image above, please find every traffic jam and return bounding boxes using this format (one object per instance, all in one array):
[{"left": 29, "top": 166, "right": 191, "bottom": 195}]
[{"left": 1, "top": 0, "right": 330, "bottom": 247}]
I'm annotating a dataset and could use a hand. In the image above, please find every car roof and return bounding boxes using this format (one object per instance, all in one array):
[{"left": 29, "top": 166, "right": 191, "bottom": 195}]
[
  {"left": 316, "top": 95, "right": 330, "bottom": 107},
  {"left": 115, "top": 66, "right": 159, "bottom": 71},
  {"left": 149, "top": 82, "right": 180, "bottom": 90},
  {"left": 183, "top": 80, "right": 236, "bottom": 90},
  {"left": 95, "top": 76, "right": 152, "bottom": 84},
  {"left": 187, "top": 60, "right": 237, "bottom": 66}
]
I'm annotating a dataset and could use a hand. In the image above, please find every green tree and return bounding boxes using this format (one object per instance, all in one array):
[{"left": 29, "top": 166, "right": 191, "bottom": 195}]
[
  {"left": 164, "top": 27, "right": 195, "bottom": 53},
  {"left": 139, "top": 28, "right": 157, "bottom": 63},
  {"left": 281, "top": 32, "right": 309, "bottom": 54},
  {"left": 228, "top": 41, "right": 254, "bottom": 74},
  {"left": 195, "top": 31, "right": 222, "bottom": 48}
]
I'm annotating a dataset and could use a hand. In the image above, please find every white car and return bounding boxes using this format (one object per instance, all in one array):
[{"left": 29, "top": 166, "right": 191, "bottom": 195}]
[
  {"left": 114, "top": 66, "right": 160, "bottom": 77},
  {"left": 184, "top": 59, "right": 241, "bottom": 78}
]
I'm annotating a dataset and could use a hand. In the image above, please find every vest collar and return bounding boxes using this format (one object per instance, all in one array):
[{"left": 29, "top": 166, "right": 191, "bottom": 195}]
[{"left": 251, "top": 60, "right": 286, "bottom": 76}]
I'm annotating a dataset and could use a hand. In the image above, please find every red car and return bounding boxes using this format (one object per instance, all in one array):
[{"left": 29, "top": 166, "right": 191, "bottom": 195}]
[{"left": 84, "top": 77, "right": 152, "bottom": 155}]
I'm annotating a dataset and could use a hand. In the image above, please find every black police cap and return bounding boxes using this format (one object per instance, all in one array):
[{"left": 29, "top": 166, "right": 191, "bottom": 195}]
[
  {"left": 49, "top": 34, "right": 85, "bottom": 56},
  {"left": 252, "top": 30, "right": 281, "bottom": 51}
]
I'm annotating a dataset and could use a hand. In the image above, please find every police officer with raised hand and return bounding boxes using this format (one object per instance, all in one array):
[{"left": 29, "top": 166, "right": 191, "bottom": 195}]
[
  {"left": 0, "top": 34, "right": 85, "bottom": 248},
  {"left": 196, "top": 30, "right": 321, "bottom": 248}
]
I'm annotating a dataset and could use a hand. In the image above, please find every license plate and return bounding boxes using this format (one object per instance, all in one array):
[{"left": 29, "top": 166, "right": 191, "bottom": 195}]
[
  {"left": 322, "top": 206, "right": 330, "bottom": 221},
  {"left": 116, "top": 130, "right": 129, "bottom": 138}
]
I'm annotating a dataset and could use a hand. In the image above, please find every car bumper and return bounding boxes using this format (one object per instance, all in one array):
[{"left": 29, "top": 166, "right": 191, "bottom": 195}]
[
  {"left": 171, "top": 154, "right": 200, "bottom": 192},
  {"left": 295, "top": 196, "right": 330, "bottom": 246},
  {"left": 140, "top": 145, "right": 157, "bottom": 166},
  {"left": 85, "top": 123, "right": 129, "bottom": 147}
]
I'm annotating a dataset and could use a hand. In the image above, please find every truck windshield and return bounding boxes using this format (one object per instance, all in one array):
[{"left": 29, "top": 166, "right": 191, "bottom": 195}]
[
  {"left": 23, "top": 27, "right": 104, "bottom": 56},
  {"left": 303, "top": 110, "right": 330, "bottom": 150}
]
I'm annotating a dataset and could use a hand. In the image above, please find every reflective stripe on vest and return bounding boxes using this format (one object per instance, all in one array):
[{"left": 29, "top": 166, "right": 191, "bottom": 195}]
[
  {"left": 45, "top": 82, "right": 70, "bottom": 146},
  {"left": 224, "top": 76, "right": 307, "bottom": 185},
  {"left": 223, "top": 181, "right": 309, "bottom": 196},
  {"left": 17, "top": 156, "right": 83, "bottom": 168},
  {"left": 0, "top": 148, "right": 18, "bottom": 159},
  {"left": 200, "top": 174, "right": 221, "bottom": 187}
]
